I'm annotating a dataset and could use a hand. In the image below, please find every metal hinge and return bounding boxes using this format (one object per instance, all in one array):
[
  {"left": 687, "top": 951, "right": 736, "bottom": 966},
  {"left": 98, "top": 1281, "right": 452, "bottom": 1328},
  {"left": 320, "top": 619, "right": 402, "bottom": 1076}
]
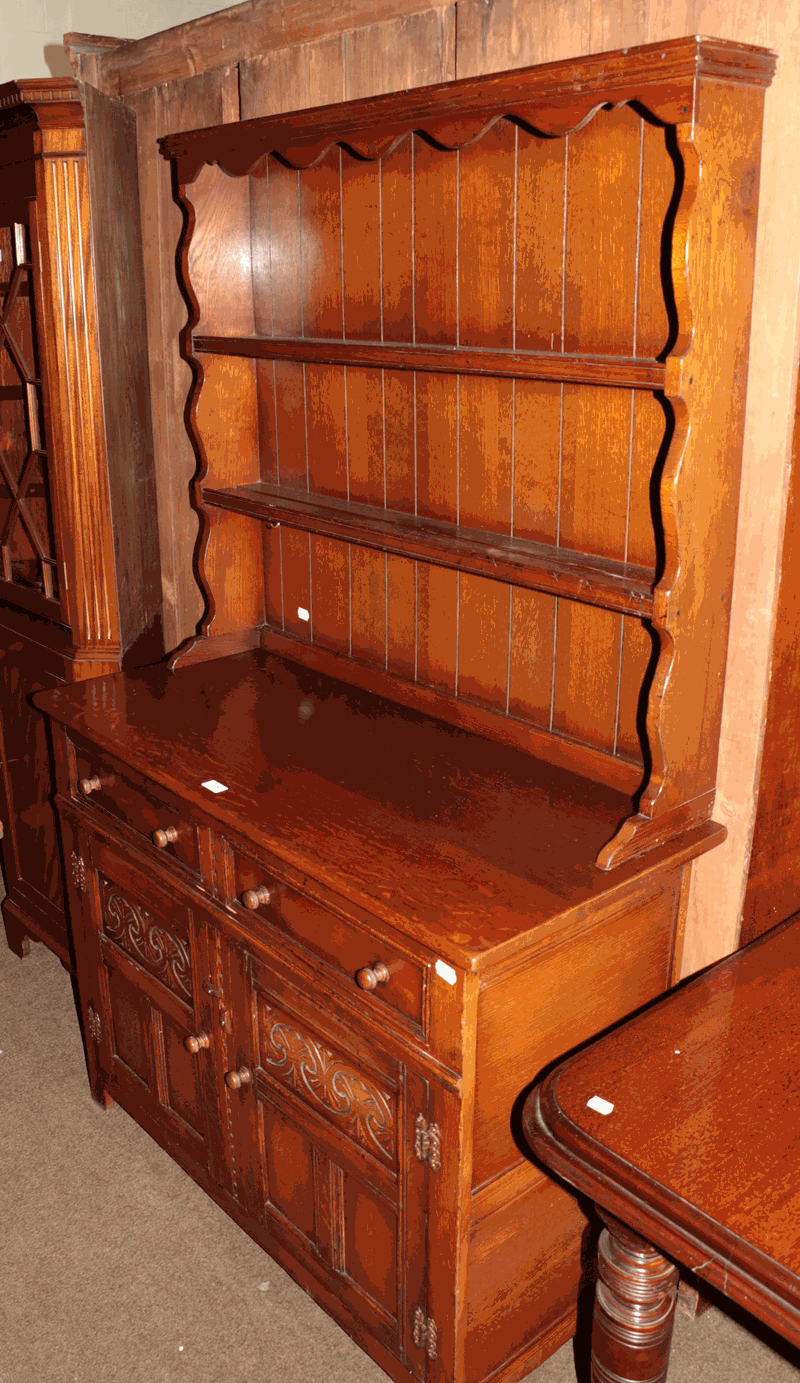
[
  {"left": 414, "top": 1113, "right": 441, "bottom": 1171},
  {"left": 86, "top": 1002, "right": 102, "bottom": 1044},
  {"left": 413, "top": 1307, "right": 437, "bottom": 1359},
  {"left": 71, "top": 850, "right": 86, "bottom": 895}
]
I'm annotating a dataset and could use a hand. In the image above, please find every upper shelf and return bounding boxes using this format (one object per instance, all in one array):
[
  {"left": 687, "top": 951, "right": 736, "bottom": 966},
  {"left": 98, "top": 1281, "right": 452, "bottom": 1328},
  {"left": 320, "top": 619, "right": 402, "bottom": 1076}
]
[
  {"left": 160, "top": 36, "right": 776, "bottom": 184},
  {"left": 204, "top": 481, "right": 656, "bottom": 616},
  {"left": 194, "top": 336, "right": 666, "bottom": 391}
]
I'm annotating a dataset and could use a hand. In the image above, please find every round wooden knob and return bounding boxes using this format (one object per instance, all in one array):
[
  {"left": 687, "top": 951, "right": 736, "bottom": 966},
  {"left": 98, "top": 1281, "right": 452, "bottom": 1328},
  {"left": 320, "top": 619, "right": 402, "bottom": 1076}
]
[
  {"left": 184, "top": 1031, "right": 210, "bottom": 1054},
  {"left": 225, "top": 1066, "right": 252, "bottom": 1090},
  {"left": 153, "top": 826, "right": 179, "bottom": 848},
  {"left": 356, "top": 961, "right": 390, "bottom": 991},
  {"left": 78, "top": 775, "right": 103, "bottom": 795},
  {"left": 241, "top": 885, "right": 274, "bottom": 910}
]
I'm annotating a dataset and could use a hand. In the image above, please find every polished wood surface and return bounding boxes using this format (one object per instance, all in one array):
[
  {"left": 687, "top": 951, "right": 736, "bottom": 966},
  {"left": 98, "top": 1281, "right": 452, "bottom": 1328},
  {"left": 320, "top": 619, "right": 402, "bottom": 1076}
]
[
  {"left": 0, "top": 79, "right": 162, "bottom": 965},
  {"left": 525, "top": 916, "right": 800, "bottom": 1378}
]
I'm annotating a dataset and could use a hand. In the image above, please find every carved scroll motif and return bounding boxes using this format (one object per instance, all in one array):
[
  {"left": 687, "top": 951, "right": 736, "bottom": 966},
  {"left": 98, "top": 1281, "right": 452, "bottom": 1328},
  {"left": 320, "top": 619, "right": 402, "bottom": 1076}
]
[
  {"left": 258, "top": 1005, "right": 395, "bottom": 1164},
  {"left": 100, "top": 878, "right": 192, "bottom": 1001}
]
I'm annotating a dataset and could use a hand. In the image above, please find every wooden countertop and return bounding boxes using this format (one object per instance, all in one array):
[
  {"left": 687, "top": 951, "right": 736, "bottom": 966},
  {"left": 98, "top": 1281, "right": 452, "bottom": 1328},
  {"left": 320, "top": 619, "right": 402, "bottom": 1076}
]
[{"left": 38, "top": 651, "right": 724, "bottom": 968}]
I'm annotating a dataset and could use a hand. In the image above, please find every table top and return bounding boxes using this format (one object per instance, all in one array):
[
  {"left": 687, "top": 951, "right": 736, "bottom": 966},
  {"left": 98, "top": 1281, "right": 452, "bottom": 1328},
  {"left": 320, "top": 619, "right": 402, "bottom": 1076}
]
[{"left": 525, "top": 916, "right": 800, "bottom": 1345}]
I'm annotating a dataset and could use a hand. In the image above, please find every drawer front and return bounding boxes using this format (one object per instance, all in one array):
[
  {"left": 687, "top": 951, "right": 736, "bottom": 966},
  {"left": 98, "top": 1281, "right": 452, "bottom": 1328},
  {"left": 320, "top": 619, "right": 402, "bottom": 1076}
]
[
  {"left": 69, "top": 735, "right": 201, "bottom": 877},
  {"left": 229, "top": 845, "right": 426, "bottom": 1033}
]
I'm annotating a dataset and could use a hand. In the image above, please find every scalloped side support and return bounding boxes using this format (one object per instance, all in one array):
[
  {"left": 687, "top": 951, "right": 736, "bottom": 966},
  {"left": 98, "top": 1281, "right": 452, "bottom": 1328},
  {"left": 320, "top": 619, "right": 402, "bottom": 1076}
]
[{"left": 597, "top": 125, "right": 700, "bottom": 867}]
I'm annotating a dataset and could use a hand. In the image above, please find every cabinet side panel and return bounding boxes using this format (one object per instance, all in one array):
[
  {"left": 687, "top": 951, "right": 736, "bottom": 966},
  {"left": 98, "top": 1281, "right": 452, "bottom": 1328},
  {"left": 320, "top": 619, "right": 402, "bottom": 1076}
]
[
  {"left": 472, "top": 874, "right": 682, "bottom": 1188},
  {"left": 82, "top": 84, "right": 162, "bottom": 666},
  {"left": 464, "top": 1169, "right": 587, "bottom": 1383}
]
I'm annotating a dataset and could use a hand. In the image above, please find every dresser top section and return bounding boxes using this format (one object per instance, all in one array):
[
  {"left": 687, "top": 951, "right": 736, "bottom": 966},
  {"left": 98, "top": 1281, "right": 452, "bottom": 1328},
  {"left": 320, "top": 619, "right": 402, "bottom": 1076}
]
[
  {"left": 39, "top": 653, "right": 722, "bottom": 967},
  {"left": 159, "top": 36, "right": 776, "bottom": 183}
]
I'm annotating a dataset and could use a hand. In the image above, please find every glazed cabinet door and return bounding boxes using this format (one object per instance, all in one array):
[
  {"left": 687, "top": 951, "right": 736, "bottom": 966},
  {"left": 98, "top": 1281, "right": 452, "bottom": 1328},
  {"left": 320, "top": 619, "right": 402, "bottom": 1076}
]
[
  {"left": 63, "top": 813, "right": 229, "bottom": 1191},
  {"left": 224, "top": 937, "right": 433, "bottom": 1380}
]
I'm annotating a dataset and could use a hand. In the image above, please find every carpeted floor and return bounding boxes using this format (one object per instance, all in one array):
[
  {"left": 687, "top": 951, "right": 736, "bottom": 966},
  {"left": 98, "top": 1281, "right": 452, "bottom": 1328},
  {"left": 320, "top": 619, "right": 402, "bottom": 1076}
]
[{"left": 2, "top": 933, "right": 799, "bottom": 1383}]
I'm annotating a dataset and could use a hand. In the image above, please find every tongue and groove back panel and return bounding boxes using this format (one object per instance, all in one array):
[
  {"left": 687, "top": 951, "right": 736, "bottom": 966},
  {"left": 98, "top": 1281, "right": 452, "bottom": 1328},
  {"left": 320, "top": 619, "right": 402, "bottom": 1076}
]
[
  {"left": 163, "top": 40, "right": 775, "bottom": 867},
  {"left": 189, "top": 109, "right": 667, "bottom": 774}
]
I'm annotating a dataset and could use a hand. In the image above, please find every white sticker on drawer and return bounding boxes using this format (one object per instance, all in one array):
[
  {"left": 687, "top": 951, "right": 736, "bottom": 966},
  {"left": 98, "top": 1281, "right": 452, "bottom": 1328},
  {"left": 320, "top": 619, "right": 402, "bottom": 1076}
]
[
  {"left": 587, "top": 1096, "right": 614, "bottom": 1116},
  {"left": 435, "top": 959, "right": 457, "bottom": 986},
  {"left": 297, "top": 606, "right": 310, "bottom": 621},
  {"left": 201, "top": 779, "right": 228, "bottom": 794}
]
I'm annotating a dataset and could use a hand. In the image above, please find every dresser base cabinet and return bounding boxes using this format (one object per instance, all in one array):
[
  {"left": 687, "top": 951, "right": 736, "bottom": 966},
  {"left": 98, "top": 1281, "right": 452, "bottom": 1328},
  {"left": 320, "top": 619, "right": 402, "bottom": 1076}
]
[{"left": 40, "top": 652, "right": 720, "bottom": 1383}]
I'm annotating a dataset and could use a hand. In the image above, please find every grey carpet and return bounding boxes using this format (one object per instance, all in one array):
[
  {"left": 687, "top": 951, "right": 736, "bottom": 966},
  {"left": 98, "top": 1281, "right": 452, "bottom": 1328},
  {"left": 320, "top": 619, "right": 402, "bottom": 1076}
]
[{"left": 1, "top": 935, "right": 799, "bottom": 1383}]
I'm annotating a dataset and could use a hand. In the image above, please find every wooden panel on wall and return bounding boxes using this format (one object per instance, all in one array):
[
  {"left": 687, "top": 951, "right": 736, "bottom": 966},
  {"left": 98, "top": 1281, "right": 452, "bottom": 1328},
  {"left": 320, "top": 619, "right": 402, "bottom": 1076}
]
[
  {"left": 81, "top": 84, "right": 162, "bottom": 667},
  {"left": 741, "top": 385, "right": 800, "bottom": 942}
]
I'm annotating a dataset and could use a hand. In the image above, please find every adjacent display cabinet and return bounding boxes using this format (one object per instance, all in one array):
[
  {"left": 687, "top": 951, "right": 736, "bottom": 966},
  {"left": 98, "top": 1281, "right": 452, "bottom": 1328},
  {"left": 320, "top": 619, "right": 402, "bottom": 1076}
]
[
  {"left": 0, "top": 79, "right": 161, "bottom": 966},
  {"left": 38, "top": 38, "right": 775, "bottom": 1383}
]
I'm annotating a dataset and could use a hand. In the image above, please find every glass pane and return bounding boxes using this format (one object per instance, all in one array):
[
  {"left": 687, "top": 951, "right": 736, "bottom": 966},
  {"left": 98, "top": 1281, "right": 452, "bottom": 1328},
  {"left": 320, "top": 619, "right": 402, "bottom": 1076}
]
[
  {"left": 20, "top": 453, "right": 56, "bottom": 560},
  {"left": 0, "top": 343, "right": 28, "bottom": 487}
]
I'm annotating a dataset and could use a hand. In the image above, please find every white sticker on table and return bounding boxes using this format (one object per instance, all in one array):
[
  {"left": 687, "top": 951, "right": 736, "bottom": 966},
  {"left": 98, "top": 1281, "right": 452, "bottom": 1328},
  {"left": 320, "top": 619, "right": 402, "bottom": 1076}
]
[
  {"left": 297, "top": 606, "right": 310, "bottom": 621},
  {"left": 201, "top": 779, "right": 228, "bottom": 794},
  {"left": 587, "top": 1095, "right": 614, "bottom": 1116},
  {"left": 435, "top": 959, "right": 457, "bottom": 986}
]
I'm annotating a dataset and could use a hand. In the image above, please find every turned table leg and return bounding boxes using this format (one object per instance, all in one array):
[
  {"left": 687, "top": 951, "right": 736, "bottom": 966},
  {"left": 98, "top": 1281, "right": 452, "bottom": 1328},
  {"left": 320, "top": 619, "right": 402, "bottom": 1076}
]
[{"left": 591, "top": 1209, "right": 680, "bottom": 1383}]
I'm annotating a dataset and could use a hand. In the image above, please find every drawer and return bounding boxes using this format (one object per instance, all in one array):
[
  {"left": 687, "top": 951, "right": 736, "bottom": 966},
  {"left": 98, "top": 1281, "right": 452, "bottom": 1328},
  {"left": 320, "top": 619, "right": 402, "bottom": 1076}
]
[
  {"left": 229, "top": 845, "right": 426, "bottom": 1032},
  {"left": 69, "top": 736, "right": 201, "bottom": 877}
]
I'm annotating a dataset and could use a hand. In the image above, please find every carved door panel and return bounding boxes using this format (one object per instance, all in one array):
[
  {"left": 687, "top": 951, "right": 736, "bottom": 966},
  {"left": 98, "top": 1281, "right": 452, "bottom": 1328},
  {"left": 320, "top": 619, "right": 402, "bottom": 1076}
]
[
  {"left": 224, "top": 940, "right": 432, "bottom": 1379},
  {"left": 72, "top": 826, "right": 229, "bottom": 1190}
]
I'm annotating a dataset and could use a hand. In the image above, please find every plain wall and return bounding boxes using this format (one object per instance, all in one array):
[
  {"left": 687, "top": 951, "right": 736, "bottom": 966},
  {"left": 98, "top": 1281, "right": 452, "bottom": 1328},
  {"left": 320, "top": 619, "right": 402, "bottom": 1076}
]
[{"left": 0, "top": 0, "right": 222, "bottom": 82}]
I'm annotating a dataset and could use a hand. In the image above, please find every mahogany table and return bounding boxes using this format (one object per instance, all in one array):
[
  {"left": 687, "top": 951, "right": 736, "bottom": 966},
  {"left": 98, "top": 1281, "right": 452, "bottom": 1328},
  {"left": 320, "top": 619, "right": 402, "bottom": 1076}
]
[{"left": 524, "top": 916, "right": 800, "bottom": 1382}]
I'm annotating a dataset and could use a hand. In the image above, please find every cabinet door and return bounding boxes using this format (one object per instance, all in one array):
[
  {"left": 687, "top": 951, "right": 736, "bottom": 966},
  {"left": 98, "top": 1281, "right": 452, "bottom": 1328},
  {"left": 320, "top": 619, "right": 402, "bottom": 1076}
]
[
  {"left": 67, "top": 820, "right": 229, "bottom": 1191},
  {"left": 0, "top": 625, "right": 66, "bottom": 960},
  {"left": 225, "top": 940, "right": 432, "bottom": 1379}
]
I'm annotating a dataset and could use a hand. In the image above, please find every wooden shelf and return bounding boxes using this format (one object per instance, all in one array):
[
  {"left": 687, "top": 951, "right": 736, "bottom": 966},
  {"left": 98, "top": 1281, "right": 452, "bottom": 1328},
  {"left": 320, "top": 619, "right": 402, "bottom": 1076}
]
[
  {"left": 194, "top": 335, "right": 666, "bottom": 391},
  {"left": 204, "top": 481, "right": 656, "bottom": 616}
]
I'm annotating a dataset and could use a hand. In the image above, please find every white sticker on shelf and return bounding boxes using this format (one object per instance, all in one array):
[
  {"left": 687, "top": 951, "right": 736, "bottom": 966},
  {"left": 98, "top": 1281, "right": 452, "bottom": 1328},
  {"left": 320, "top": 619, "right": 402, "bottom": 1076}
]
[
  {"left": 297, "top": 606, "right": 310, "bottom": 621},
  {"left": 435, "top": 959, "right": 457, "bottom": 986},
  {"left": 201, "top": 779, "right": 228, "bottom": 794},
  {"left": 587, "top": 1096, "right": 614, "bottom": 1116}
]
